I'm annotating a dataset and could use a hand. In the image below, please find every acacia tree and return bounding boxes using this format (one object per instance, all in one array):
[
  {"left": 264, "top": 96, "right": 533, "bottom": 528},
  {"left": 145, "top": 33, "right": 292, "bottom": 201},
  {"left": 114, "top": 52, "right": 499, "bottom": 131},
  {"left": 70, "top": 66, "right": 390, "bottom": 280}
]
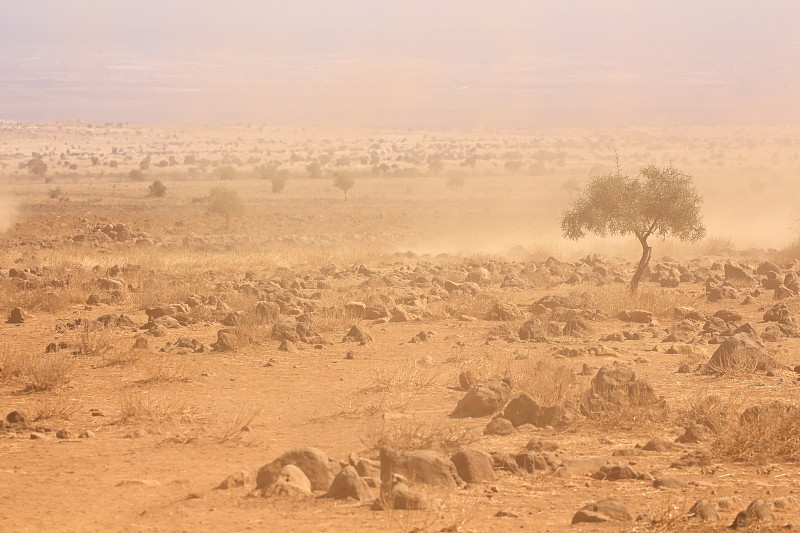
[
  {"left": 207, "top": 187, "right": 244, "bottom": 228},
  {"left": 333, "top": 174, "right": 355, "bottom": 199},
  {"left": 561, "top": 162, "right": 705, "bottom": 293}
]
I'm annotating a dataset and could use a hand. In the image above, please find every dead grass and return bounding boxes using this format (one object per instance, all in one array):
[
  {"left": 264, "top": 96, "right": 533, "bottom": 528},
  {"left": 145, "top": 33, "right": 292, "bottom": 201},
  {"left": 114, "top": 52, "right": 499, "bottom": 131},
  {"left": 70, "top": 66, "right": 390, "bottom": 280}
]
[
  {"left": 361, "top": 417, "right": 476, "bottom": 454},
  {"left": 21, "top": 353, "right": 77, "bottom": 391},
  {"left": 31, "top": 393, "right": 83, "bottom": 421},
  {"left": 212, "top": 405, "right": 261, "bottom": 445},
  {"left": 101, "top": 346, "right": 143, "bottom": 367},
  {"left": 513, "top": 354, "right": 577, "bottom": 406},
  {"left": 361, "top": 358, "right": 445, "bottom": 394},
  {"left": 772, "top": 235, "right": 800, "bottom": 265},
  {"left": 77, "top": 323, "right": 118, "bottom": 357},
  {"left": 132, "top": 278, "right": 196, "bottom": 311},
  {"left": 712, "top": 398, "right": 800, "bottom": 464},
  {"left": 439, "top": 292, "right": 496, "bottom": 320},
  {"left": 0, "top": 273, "right": 87, "bottom": 313},
  {"left": 115, "top": 389, "right": 209, "bottom": 424},
  {"left": 138, "top": 353, "right": 199, "bottom": 383},
  {"left": 574, "top": 285, "right": 697, "bottom": 319},
  {"left": 221, "top": 311, "right": 272, "bottom": 349},
  {"left": 0, "top": 343, "right": 28, "bottom": 380}
]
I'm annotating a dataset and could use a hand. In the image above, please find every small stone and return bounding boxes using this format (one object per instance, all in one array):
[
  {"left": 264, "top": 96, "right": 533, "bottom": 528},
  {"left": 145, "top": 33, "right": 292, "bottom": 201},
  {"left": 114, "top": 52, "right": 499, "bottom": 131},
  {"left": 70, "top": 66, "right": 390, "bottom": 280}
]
[
  {"left": 217, "top": 470, "right": 251, "bottom": 490},
  {"left": 6, "top": 410, "right": 29, "bottom": 426},
  {"left": 483, "top": 417, "right": 514, "bottom": 436},
  {"left": 495, "top": 509, "right": 522, "bottom": 518},
  {"left": 6, "top": 307, "right": 27, "bottom": 324},
  {"left": 688, "top": 499, "right": 719, "bottom": 521},
  {"left": 116, "top": 479, "right": 162, "bottom": 487},
  {"left": 653, "top": 476, "right": 688, "bottom": 489}
]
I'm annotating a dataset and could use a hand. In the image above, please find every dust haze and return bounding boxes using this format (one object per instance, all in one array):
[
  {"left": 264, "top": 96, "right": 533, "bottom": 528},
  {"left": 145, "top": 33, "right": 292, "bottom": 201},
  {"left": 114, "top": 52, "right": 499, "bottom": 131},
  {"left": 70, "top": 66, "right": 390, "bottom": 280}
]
[{"left": 2, "top": 2, "right": 800, "bottom": 533}]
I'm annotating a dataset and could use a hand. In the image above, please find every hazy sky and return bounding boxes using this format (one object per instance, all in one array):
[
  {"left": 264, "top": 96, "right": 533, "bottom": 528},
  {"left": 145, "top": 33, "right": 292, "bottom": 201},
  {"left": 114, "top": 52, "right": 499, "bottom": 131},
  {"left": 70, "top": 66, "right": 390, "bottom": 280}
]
[{"left": 1, "top": 0, "right": 799, "bottom": 126}]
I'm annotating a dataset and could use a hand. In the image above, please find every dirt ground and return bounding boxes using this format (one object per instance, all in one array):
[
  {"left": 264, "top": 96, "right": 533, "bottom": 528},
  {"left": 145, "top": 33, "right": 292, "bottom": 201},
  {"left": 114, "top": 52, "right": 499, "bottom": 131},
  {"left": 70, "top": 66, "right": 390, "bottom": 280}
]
[{"left": 1, "top": 122, "right": 800, "bottom": 532}]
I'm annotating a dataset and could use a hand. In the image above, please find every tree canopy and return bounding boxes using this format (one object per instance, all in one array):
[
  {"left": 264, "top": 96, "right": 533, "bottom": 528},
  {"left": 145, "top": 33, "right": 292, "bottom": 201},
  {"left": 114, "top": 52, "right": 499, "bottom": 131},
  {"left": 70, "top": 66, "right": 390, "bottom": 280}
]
[
  {"left": 561, "top": 162, "right": 705, "bottom": 292},
  {"left": 562, "top": 163, "right": 705, "bottom": 244}
]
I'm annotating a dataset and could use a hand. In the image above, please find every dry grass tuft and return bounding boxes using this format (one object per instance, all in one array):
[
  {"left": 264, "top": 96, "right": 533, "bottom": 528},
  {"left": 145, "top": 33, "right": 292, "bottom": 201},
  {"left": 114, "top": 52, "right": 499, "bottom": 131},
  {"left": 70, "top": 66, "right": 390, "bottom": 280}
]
[
  {"left": 440, "top": 292, "right": 496, "bottom": 320},
  {"left": 213, "top": 405, "right": 261, "bottom": 445},
  {"left": 360, "top": 359, "right": 444, "bottom": 394},
  {"left": 0, "top": 343, "right": 28, "bottom": 380},
  {"left": 575, "top": 285, "right": 696, "bottom": 319},
  {"left": 361, "top": 418, "right": 476, "bottom": 454},
  {"left": 77, "top": 323, "right": 118, "bottom": 358},
  {"left": 21, "top": 353, "right": 77, "bottom": 391},
  {"left": 115, "top": 389, "right": 208, "bottom": 424},
  {"left": 138, "top": 354, "right": 199, "bottom": 383},
  {"left": 713, "top": 399, "right": 800, "bottom": 464},
  {"left": 513, "top": 355, "right": 577, "bottom": 406},
  {"left": 31, "top": 393, "right": 83, "bottom": 421}
]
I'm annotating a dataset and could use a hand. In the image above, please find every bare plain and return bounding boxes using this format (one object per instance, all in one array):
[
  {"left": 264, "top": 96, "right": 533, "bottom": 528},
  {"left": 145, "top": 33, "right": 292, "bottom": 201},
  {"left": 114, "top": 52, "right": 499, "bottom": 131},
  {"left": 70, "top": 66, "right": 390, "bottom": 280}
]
[{"left": 1, "top": 122, "right": 800, "bottom": 532}]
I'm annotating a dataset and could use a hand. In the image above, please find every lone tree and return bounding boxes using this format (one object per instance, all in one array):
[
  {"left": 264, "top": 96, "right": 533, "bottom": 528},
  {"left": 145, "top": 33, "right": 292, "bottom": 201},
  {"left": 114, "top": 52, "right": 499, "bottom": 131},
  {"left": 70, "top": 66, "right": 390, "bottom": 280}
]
[
  {"left": 333, "top": 174, "right": 355, "bottom": 199},
  {"left": 561, "top": 161, "right": 705, "bottom": 293},
  {"left": 207, "top": 187, "right": 244, "bottom": 228}
]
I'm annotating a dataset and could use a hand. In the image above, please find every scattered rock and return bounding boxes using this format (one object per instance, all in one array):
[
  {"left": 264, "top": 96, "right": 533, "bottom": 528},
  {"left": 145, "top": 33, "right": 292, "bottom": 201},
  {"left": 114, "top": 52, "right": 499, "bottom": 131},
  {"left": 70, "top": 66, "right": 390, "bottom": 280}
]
[
  {"left": 380, "top": 448, "right": 463, "bottom": 488},
  {"left": 572, "top": 499, "right": 632, "bottom": 523},
  {"left": 483, "top": 417, "right": 514, "bottom": 436},
  {"left": 261, "top": 464, "right": 313, "bottom": 497},
  {"left": 653, "top": 476, "right": 688, "bottom": 489},
  {"left": 256, "top": 447, "right": 334, "bottom": 492},
  {"left": 217, "top": 470, "right": 251, "bottom": 490},
  {"left": 708, "top": 333, "right": 772, "bottom": 371},
  {"left": 451, "top": 373, "right": 513, "bottom": 418},
  {"left": 6, "top": 307, "right": 27, "bottom": 324},
  {"left": 342, "top": 324, "right": 373, "bottom": 343},
  {"left": 325, "top": 466, "right": 374, "bottom": 501},
  {"left": 688, "top": 499, "right": 720, "bottom": 521},
  {"left": 450, "top": 449, "right": 496, "bottom": 483}
]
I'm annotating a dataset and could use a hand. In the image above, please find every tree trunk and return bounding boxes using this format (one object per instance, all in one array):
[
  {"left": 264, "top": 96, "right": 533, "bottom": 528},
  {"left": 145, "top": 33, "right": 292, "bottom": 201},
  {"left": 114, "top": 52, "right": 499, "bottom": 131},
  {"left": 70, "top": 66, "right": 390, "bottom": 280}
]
[{"left": 629, "top": 238, "right": 652, "bottom": 294}]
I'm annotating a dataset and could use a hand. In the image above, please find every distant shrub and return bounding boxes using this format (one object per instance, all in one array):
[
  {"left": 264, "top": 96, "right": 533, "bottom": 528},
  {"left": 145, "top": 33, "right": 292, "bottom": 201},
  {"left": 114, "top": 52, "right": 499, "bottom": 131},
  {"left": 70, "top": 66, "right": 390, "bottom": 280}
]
[
  {"left": 271, "top": 175, "right": 286, "bottom": 193},
  {"left": 218, "top": 165, "right": 236, "bottom": 180},
  {"left": 447, "top": 175, "right": 465, "bottom": 190},
  {"left": 27, "top": 158, "right": 47, "bottom": 177},
  {"left": 148, "top": 180, "right": 167, "bottom": 198},
  {"left": 128, "top": 169, "right": 144, "bottom": 181}
]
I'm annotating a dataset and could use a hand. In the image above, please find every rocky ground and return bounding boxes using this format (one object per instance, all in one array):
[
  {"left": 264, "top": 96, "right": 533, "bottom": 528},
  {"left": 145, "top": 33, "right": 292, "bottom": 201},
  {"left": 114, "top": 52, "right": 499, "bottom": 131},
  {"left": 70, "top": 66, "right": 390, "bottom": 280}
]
[{"left": 1, "top": 124, "right": 800, "bottom": 532}]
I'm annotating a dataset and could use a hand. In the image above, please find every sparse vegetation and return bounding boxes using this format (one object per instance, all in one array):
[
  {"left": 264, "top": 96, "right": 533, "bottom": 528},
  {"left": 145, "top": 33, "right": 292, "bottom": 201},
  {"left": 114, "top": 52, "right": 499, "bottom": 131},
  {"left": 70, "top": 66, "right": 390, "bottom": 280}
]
[{"left": 148, "top": 180, "right": 167, "bottom": 197}]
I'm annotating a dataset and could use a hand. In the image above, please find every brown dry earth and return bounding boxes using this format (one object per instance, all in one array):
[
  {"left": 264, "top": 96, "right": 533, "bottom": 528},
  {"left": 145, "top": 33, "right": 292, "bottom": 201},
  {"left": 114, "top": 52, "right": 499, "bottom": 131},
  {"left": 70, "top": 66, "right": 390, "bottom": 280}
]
[{"left": 0, "top": 123, "right": 799, "bottom": 532}]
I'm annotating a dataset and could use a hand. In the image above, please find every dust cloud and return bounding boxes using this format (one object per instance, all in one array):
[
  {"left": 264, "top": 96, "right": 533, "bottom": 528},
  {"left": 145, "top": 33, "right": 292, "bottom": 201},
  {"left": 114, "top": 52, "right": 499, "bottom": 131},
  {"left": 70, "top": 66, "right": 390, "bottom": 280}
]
[{"left": 0, "top": 196, "right": 17, "bottom": 233}]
